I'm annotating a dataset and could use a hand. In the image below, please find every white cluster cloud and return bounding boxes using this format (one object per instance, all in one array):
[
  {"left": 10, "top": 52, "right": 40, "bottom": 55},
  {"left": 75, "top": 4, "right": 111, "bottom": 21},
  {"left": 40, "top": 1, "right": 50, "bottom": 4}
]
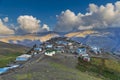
[
  {"left": 55, "top": 10, "right": 79, "bottom": 32},
  {"left": 55, "top": 1, "right": 120, "bottom": 32},
  {"left": 17, "top": 15, "right": 50, "bottom": 34},
  {"left": 17, "top": 15, "right": 40, "bottom": 33},
  {"left": 0, "top": 15, "right": 50, "bottom": 35},
  {"left": 3, "top": 17, "right": 9, "bottom": 23},
  {"left": 0, "top": 19, "right": 14, "bottom": 34},
  {"left": 41, "top": 24, "right": 50, "bottom": 32},
  {"left": 1, "top": 1, "right": 120, "bottom": 34}
]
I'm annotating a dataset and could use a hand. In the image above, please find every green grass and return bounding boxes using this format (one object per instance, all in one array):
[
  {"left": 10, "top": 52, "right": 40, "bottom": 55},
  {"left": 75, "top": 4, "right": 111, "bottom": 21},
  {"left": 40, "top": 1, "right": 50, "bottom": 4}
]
[
  {"left": 0, "top": 53, "right": 22, "bottom": 67},
  {"left": 15, "top": 73, "right": 32, "bottom": 80},
  {"left": 77, "top": 57, "right": 120, "bottom": 80},
  {"left": 49, "top": 62, "right": 103, "bottom": 80},
  {"left": 14, "top": 62, "right": 102, "bottom": 80}
]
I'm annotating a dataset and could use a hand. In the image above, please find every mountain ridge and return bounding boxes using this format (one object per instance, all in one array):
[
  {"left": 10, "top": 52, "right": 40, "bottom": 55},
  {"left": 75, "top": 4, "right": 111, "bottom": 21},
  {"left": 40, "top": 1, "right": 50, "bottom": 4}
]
[{"left": 0, "top": 28, "right": 120, "bottom": 54}]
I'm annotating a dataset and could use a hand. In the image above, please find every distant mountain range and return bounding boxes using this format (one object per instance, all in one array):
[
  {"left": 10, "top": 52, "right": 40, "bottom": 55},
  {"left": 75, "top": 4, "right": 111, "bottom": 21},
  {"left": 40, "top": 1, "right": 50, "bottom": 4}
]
[
  {"left": 0, "top": 28, "right": 120, "bottom": 54},
  {"left": 70, "top": 28, "right": 120, "bottom": 54}
]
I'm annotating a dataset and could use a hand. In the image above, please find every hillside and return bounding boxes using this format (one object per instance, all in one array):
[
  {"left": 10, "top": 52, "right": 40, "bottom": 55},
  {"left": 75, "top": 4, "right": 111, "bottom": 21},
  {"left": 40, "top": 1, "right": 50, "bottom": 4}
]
[
  {"left": 0, "top": 41, "right": 29, "bottom": 55},
  {"left": 0, "top": 54, "right": 103, "bottom": 80},
  {"left": 0, "top": 37, "right": 119, "bottom": 80},
  {"left": 0, "top": 41, "right": 30, "bottom": 67}
]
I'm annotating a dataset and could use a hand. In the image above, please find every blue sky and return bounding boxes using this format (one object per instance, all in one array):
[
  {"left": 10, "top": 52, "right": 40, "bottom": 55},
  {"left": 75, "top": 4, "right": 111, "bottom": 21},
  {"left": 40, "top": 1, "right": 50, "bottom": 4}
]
[
  {"left": 0, "top": 0, "right": 117, "bottom": 27},
  {"left": 0, "top": 0, "right": 120, "bottom": 34}
]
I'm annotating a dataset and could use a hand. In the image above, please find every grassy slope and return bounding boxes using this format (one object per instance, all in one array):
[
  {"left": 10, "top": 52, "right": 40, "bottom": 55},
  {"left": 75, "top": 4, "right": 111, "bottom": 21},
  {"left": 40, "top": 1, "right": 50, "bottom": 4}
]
[
  {"left": 0, "top": 53, "right": 22, "bottom": 67},
  {"left": 12, "top": 62, "right": 102, "bottom": 80},
  {"left": 77, "top": 57, "right": 120, "bottom": 80},
  {"left": 1, "top": 55, "right": 103, "bottom": 80},
  {"left": 0, "top": 41, "right": 29, "bottom": 67},
  {"left": 0, "top": 41, "right": 29, "bottom": 54}
]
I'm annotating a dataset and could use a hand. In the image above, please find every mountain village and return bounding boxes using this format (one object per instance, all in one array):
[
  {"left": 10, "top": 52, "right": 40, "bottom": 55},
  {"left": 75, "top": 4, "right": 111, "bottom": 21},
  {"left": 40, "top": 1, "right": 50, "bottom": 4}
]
[{"left": 0, "top": 37, "right": 105, "bottom": 75}]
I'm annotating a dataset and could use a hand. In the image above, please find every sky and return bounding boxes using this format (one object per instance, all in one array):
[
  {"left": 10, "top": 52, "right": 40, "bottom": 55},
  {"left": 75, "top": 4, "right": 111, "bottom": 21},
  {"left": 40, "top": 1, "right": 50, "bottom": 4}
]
[{"left": 0, "top": 0, "right": 120, "bottom": 34}]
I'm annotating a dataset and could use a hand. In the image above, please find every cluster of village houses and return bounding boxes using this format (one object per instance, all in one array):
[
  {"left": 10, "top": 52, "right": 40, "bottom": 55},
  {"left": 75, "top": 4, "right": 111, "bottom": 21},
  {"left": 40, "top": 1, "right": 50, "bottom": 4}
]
[
  {"left": 0, "top": 37, "right": 102, "bottom": 75},
  {"left": 42, "top": 37, "right": 101, "bottom": 61}
]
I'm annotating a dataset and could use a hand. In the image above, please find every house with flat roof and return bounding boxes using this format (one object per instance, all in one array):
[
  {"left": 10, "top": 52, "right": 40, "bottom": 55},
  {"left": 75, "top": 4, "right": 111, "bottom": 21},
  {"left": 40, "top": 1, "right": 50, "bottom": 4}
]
[
  {"left": 44, "top": 50, "right": 56, "bottom": 56},
  {"left": 46, "top": 44, "right": 53, "bottom": 48},
  {"left": 83, "top": 56, "right": 90, "bottom": 62},
  {"left": 76, "top": 47, "right": 86, "bottom": 55},
  {"left": 34, "top": 47, "right": 42, "bottom": 52},
  {"left": 16, "top": 54, "right": 32, "bottom": 62},
  {"left": 91, "top": 46, "right": 101, "bottom": 54},
  {"left": 0, "top": 67, "right": 10, "bottom": 75},
  {"left": 56, "top": 41, "right": 68, "bottom": 46}
]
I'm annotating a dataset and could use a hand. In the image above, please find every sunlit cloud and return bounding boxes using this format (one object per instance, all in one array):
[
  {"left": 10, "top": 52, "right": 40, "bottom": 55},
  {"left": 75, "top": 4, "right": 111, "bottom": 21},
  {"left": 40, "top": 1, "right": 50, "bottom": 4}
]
[{"left": 54, "top": 1, "right": 120, "bottom": 32}]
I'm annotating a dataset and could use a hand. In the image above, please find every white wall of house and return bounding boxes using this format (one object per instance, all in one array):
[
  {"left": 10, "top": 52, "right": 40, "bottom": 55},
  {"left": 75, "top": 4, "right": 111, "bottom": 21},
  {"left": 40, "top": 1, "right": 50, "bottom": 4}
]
[{"left": 45, "top": 51, "right": 55, "bottom": 56}]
